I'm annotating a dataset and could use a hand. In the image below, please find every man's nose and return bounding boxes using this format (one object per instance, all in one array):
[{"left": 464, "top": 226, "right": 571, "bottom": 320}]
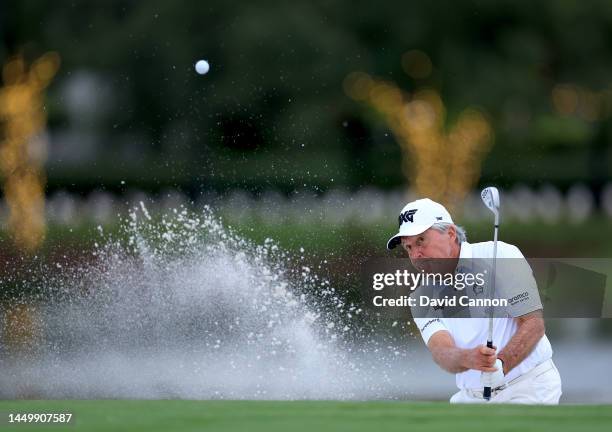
[{"left": 410, "top": 248, "right": 424, "bottom": 259}]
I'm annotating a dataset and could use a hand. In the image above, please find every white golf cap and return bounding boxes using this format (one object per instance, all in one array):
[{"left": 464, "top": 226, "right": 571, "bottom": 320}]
[{"left": 386, "top": 198, "right": 454, "bottom": 250}]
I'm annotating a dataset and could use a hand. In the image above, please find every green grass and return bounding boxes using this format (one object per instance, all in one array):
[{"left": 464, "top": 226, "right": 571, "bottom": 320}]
[
  {"left": 230, "top": 216, "right": 612, "bottom": 257},
  {"left": 0, "top": 401, "right": 610, "bottom": 432},
  {"left": 3, "top": 215, "right": 612, "bottom": 257}
]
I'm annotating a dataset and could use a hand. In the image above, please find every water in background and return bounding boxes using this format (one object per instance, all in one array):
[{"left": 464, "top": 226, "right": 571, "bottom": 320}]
[{"left": 1, "top": 205, "right": 413, "bottom": 399}]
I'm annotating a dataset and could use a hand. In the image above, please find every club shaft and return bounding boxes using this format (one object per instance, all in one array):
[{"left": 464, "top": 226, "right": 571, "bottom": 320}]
[
  {"left": 487, "top": 223, "right": 498, "bottom": 344},
  {"left": 484, "top": 221, "right": 499, "bottom": 401}
]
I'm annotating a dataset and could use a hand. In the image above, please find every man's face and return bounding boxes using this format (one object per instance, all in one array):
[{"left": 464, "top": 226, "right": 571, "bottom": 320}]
[{"left": 400, "top": 226, "right": 457, "bottom": 271}]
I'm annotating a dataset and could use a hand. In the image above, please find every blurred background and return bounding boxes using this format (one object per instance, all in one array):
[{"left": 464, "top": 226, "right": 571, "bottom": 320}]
[{"left": 1, "top": 0, "right": 612, "bottom": 401}]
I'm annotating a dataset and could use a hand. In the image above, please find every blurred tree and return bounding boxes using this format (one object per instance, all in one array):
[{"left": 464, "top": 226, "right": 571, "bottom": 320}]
[{"left": 1, "top": 0, "right": 611, "bottom": 193}]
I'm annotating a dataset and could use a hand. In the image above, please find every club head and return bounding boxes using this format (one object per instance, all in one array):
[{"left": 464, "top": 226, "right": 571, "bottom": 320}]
[{"left": 481, "top": 187, "right": 500, "bottom": 218}]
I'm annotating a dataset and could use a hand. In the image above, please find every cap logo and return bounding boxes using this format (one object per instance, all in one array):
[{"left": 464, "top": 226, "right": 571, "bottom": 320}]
[{"left": 398, "top": 209, "right": 418, "bottom": 226}]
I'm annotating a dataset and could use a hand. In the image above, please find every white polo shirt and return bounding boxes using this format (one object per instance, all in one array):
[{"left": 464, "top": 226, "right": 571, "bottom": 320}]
[{"left": 412, "top": 241, "right": 553, "bottom": 390}]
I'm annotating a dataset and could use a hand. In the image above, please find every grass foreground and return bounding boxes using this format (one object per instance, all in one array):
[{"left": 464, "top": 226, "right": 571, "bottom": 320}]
[{"left": 0, "top": 400, "right": 610, "bottom": 432}]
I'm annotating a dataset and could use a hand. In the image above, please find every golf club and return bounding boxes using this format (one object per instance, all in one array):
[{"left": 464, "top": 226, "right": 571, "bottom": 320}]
[{"left": 480, "top": 186, "right": 500, "bottom": 400}]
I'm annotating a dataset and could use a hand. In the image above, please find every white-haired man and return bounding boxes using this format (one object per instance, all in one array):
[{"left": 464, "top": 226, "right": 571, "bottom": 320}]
[{"left": 387, "top": 198, "right": 562, "bottom": 404}]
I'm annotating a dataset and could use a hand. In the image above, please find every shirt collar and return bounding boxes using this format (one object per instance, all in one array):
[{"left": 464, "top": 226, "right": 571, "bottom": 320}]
[
  {"left": 455, "top": 241, "right": 473, "bottom": 275},
  {"left": 458, "top": 241, "right": 472, "bottom": 260}
]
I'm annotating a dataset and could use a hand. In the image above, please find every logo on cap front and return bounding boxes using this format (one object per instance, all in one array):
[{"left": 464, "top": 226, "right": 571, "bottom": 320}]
[{"left": 398, "top": 209, "right": 418, "bottom": 226}]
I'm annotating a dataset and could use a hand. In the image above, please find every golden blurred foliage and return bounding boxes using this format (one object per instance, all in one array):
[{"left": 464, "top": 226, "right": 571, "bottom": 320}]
[
  {"left": 2, "top": 303, "right": 42, "bottom": 354},
  {"left": 551, "top": 83, "right": 609, "bottom": 122},
  {"left": 401, "top": 50, "right": 433, "bottom": 79},
  {"left": 344, "top": 69, "right": 493, "bottom": 213},
  {"left": 0, "top": 52, "right": 60, "bottom": 253}
]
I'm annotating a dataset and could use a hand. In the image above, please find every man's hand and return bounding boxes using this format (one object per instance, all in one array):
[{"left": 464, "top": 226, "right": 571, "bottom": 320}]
[
  {"left": 428, "top": 332, "right": 500, "bottom": 374},
  {"left": 480, "top": 359, "right": 506, "bottom": 389},
  {"left": 461, "top": 345, "right": 498, "bottom": 372}
]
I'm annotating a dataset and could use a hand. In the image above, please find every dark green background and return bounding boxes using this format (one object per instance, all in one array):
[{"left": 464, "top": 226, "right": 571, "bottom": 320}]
[{"left": 2, "top": 0, "right": 612, "bottom": 195}]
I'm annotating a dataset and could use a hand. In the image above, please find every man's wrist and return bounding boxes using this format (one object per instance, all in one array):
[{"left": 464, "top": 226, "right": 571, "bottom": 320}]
[
  {"left": 497, "top": 355, "right": 507, "bottom": 375},
  {"left": 458, "top": 348, "right": 470, "bottom": 371}
]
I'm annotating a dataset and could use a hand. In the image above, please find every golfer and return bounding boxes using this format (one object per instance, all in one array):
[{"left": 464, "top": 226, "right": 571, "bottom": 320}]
[{"left": 387, "top": 198, "right": 562, "bottom": 404}]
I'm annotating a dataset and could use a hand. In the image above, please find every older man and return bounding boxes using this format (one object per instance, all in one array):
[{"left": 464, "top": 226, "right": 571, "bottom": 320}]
[{"left": 387, "top": 198, "right": 562, "bottom": 404}]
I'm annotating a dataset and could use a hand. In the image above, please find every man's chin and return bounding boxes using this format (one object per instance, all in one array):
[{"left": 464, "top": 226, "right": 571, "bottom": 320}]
[{"left": 412, "top": 259, "right": 432, "bottom": 272}]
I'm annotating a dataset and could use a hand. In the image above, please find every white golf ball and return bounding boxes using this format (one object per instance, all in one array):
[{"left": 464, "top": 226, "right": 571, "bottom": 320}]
[{"left": 195, "top": 60, "right": 210, "bottom": 75}]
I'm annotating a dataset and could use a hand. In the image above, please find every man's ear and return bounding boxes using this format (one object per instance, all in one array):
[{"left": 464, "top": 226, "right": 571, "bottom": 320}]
[{"left": 447, "top": 225, "right": 457, "bottom": 241}]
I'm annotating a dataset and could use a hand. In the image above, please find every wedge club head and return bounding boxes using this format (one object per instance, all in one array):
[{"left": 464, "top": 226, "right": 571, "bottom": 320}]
[{"left": 481, "top": 187, "right": 500, "bottom": 223}]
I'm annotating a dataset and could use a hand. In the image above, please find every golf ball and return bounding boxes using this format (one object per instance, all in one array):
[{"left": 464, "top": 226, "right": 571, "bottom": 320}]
[{"left": 195, "top": 60, "right": 210, "bottom": 75}]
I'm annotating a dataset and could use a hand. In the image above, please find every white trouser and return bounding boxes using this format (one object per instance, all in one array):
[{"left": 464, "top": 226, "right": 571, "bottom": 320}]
[{"left": 450, "top": 359, "right": 562, "bottom": 404}]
